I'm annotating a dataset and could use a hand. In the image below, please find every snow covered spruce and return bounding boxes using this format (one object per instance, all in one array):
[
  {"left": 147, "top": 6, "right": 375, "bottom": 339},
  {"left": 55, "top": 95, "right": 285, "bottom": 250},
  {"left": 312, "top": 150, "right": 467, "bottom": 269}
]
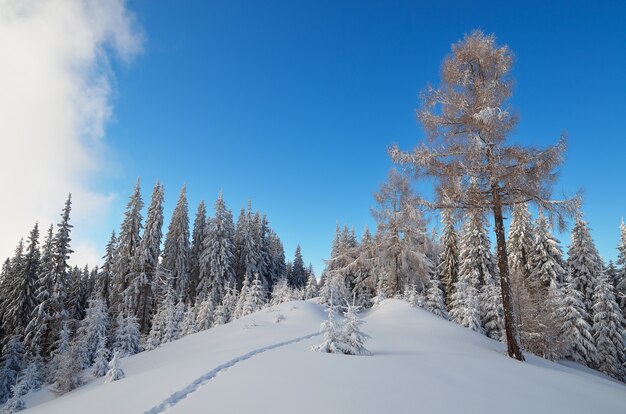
[
  {"left": 312, "top": 295, "right": 370, "bottom": 356},
  {"left": 0, "top": 186, "right": 316, "bottom": 409}
]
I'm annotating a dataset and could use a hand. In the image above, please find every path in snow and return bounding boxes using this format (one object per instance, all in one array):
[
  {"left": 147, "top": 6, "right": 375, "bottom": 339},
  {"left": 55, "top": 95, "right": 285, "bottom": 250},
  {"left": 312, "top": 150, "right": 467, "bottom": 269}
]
[{"left": 143, "top": 331, "right": 321, "bottom": 414}]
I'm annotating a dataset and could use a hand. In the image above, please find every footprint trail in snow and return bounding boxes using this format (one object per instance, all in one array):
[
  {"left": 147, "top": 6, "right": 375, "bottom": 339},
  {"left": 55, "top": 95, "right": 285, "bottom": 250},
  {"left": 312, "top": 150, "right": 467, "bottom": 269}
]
[{"left": 143, "top": 332, "right": 321, "bottom": 414}]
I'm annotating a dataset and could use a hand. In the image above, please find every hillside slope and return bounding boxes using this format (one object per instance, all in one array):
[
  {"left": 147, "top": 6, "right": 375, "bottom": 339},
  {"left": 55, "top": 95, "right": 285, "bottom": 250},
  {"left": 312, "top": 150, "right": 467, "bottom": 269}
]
[{"left": 23, "top": 299, "right": 626, "bottom": 413}]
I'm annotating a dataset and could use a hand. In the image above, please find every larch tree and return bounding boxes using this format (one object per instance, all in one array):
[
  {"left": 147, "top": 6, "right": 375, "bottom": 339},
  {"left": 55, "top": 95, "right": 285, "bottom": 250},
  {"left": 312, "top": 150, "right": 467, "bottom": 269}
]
[
  {"left": 372, "top": 169, "right": 431, "bottom": 296},
  {"left": 389, "top": 31, "right": 578, "bottom": 360}
]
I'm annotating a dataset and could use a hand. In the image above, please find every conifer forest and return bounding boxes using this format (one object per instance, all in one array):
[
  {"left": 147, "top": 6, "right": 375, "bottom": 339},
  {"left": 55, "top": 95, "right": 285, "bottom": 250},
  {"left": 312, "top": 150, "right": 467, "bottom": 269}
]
[{"left": 1, "top": 4, "right": 626, "bottom": 412}]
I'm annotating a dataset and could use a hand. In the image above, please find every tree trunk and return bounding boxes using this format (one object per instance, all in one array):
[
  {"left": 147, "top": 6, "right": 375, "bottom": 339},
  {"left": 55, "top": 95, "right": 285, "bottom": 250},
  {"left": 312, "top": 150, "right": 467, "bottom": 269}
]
[
  {"left": 491, "top": 186, "right": 525, "bottom": 361},
  {"left": 395, "top": 254, "right": 399, "bottom": 295}
]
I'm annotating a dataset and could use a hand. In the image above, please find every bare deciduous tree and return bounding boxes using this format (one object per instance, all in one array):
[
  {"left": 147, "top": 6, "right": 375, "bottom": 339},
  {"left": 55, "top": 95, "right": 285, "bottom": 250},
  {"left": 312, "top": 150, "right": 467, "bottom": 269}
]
[
  {"left": 372, "top": 169, "right": 431, "bottom": 295},
  {"left": 390, "top": 30, "right": 579, "bottom": 361}
]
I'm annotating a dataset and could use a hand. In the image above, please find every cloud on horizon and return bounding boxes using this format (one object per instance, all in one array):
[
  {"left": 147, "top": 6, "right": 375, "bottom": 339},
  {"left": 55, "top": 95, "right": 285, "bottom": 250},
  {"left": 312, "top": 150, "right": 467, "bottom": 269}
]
[{"left": 0, "top": 0, "right": 142, "bottom": 266}]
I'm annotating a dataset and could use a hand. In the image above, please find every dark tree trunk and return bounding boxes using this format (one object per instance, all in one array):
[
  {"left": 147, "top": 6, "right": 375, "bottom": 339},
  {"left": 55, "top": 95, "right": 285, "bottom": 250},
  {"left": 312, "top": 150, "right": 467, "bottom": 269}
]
[{"left": 491, "top": 186, "right": 525, "bottom": 361}]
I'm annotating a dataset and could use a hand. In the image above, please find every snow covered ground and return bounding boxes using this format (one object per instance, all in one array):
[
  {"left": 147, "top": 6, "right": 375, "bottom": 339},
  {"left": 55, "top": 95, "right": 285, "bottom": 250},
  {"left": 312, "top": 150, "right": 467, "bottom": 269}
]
[{"left": 22, "top": 299, "right": 626, "bottom": 413}]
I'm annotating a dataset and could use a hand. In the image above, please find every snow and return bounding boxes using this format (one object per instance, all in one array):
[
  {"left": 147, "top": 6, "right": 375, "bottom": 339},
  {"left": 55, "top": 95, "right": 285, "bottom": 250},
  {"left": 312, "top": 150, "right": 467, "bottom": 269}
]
[{"left": 21, "top": 299, "right": 626, "bottom": 413}]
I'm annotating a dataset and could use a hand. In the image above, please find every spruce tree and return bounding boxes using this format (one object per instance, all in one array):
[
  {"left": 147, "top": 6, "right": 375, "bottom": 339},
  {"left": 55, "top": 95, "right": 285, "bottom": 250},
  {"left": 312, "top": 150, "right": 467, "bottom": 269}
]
[
  {"left": 253, "top": 213, "right": 273, "bottom": 290},
  {"left": 234, "top": 204, "right": 259, "bottom": 290},
  {"left": 104, "top": 351, "right": 125, "bottom": 383},
  {"left": 268, "top": 231, "right": 287, "bottom": 285},
  {"left": 457, "top": 209, "right": 496, "bottom": 289},
  {"left": 129, "top": 182, "right": 164, "bottom": 333},
  {"left": 304, "top": 271, "right": 318, "bottom": 300},
  {"left": 341, "top": 304, "right": 370, "bottom": 356},
  {"left": 568, "top": 216, "right": 602, "bottom": 313},
  {"left": 425, "top": 275, "right": 448, "bottom": 319},
  {"left": 270, "top": 279, "right": 293, "bottom": 306},
  {"left": 221, "top": 283, "right": 238, "bottom": 322},
  {"left": 112, "top": 179, "right": 144, "bottom": 315},
  {"left": 4, "top": 224, "right": 39, "bottom": 335},
  {"left": 194, "top": 297, "right": 214, "bottom": 332},
  {"left": 288, "top": 245, "right": 307, "bottom": 289},
  {"left": 507, "top": 203, "right": 533, "bottom": 325},
  {"left": 112, "top": 313, "right": 141, "bottom": 357},
  {"left": 615, "top": 219, "right": 626, "bottom": 315},
  {"left": 243, "top": 274, "right": 266, "bottom": 315},
  {"left": 605, "top": 260, "right": 618, "bottom": 288},
  {"left": 212, "top": 303, "right": 228, "bottom": 326},
  {"left": 438, "top": 209, "right": 459, "bottom": 307},
  {"left": 559, "top": 277, "right": 596, "bottom": 367},
  {"left": 523, "top": 212, "right": 566, "bottom": 358},
  {"left": 20, "top": 352, "right": 44, "bottom": 393},
  {"left": 160, "top": 185, "right": 191, "bottom": 303},
  {"left": 450, "top": 209, "right": 494, "bottom": 334},
  {"left": 350, "top": 226, "right": 377, "bottom": 306},
  {"left": 405, "top": 284, "right": 421, "bottom": 308},
  {"left": 28, "top": 196, "right": 74, "bottom": 358},
  {"left": 0, "top": 336, "right": 24, "bottom": 404},
  {"left": 92, "top": 333, "right": 110, "bottom": 378},
  {"left": 449, "top": 279, "right": 483, "bottom": 333},
  {"left": 233, "top": 276, "right": 251, "bottom": 319},
  {"left": 198, "top": 192, "right": 236, "bottom": 304},
  {"left": 1, "top": 377, "right": 27, "bottom": 414},
  {"left": 76, "top": 298, "right": 109, "bottom": 368},
  {"left": 160, "top": 290, "right": 184, "bottom": 344},
  {"left": 49, "top": 195, "right": 74, "bottom": 329},
  {"left": 319, "top": 271, "right": 350, "bottom": 308},
  {"left": 181, "top": 304, "right": 198, "bottom": 336},
  {"left": 96, "top": 231, "right": 117, "bottom": 308},
  {"left": 52, "top": 326, "right": 82, "bottom": 394},
  {"left": 481, "top": 283, "right": 504, "bottom": 341},
  {"left": 189, "top": 201, "right": 207, "bottom": 305},
  {"left": 311, "top": 299, "right": 347, "bottom": 354},
  {"left": 591, "top": 274, "right": 626, "bottom": 381}
]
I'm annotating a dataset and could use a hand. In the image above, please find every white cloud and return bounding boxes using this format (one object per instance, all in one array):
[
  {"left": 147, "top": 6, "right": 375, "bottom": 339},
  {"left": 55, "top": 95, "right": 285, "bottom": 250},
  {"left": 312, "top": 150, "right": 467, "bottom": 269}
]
[{"left": 0, "top": 0, "right": 142, "bottom": 266}]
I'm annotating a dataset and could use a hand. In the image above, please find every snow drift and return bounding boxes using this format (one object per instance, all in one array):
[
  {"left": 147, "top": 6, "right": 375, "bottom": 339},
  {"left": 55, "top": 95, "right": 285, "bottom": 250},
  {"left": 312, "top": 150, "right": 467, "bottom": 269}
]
[{"left": 21, "top": 299, "right": 626, "bottom": 413}]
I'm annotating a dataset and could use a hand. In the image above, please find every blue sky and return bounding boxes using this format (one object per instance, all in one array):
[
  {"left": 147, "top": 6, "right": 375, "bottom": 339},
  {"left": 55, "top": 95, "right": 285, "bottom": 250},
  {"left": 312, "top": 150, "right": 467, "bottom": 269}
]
[{"left": 98, "top": 0, "right": 626, "bottom": 273}]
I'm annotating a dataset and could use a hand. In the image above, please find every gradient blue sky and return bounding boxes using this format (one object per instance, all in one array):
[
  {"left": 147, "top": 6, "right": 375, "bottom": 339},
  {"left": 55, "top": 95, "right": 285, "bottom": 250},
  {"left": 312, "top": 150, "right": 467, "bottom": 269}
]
[{"left": 100, "top": 0, "right": 626, "bottom": 273}]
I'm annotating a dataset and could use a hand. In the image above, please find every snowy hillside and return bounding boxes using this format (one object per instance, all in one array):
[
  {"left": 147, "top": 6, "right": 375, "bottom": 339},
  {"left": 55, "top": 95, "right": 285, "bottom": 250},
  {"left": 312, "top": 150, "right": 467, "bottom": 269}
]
[{"left": 22, "top": 300, "right": 626, "bottom": 413}]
